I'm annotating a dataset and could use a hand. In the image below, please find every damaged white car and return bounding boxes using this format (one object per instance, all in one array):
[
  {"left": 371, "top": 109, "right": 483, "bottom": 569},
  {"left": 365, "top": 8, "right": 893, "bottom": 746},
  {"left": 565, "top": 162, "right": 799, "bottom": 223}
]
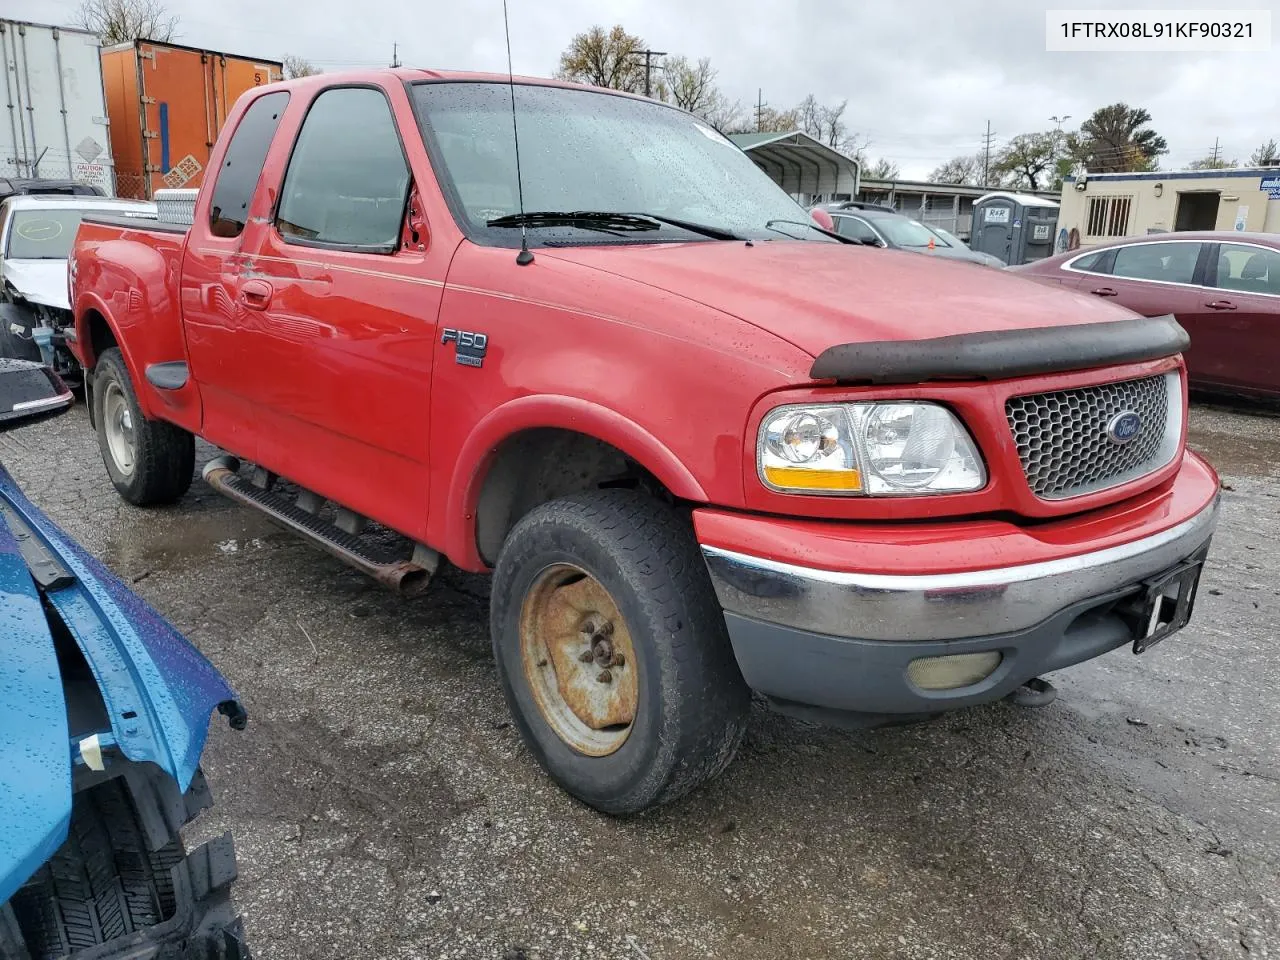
[{"left": 0, "top": 195, "right": 156, "bottom": 384}]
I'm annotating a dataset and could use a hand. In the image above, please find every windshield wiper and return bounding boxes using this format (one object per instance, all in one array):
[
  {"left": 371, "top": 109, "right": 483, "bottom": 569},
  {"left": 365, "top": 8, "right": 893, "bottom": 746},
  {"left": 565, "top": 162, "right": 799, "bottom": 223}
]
[
  {"left": 487, "top": 211, "right": 661, "bottom": 233},
  {"left": 764, "top": 219, "right": 855, "bottom": 243},
  {"left": 486, "top": 210, "right": 742, "bottom": 241}
]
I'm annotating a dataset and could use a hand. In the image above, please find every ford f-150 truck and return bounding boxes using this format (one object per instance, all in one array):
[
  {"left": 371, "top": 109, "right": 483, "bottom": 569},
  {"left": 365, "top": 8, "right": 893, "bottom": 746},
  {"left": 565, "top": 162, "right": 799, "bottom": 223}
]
[{"left": 69, "top": 70, "right": 1220, "bottom": 814}]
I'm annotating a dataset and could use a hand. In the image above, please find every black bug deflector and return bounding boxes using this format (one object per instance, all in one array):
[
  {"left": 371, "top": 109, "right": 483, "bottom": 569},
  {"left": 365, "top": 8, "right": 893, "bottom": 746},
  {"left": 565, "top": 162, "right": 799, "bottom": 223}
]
[{"left": 809, "top": 315, "right": 1190, "bottom": 385}]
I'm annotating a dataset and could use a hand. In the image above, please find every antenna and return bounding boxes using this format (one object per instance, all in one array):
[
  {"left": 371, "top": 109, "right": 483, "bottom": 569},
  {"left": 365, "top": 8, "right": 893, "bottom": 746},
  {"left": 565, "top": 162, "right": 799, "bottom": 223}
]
[{"left": 502, "top": 0, "right": 533, "bottom": 266}]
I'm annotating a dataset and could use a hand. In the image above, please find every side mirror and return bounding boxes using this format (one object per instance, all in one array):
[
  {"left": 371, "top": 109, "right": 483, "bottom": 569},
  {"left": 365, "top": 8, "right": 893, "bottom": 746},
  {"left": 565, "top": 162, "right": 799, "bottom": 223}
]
[
  {"left": 810, "top": 207, "right": 835, "bottom": 232},
  {"left": 0, "top": 360, "right": 73, "bottom": 429}
]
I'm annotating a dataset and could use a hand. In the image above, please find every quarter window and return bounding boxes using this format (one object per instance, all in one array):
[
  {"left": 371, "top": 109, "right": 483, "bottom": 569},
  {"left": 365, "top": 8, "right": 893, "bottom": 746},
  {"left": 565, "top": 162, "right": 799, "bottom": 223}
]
[
  {"left": 1111, "top": 242, "right": 1199, "bottom": 285},
  {"left": 1069, "top": 249, "right": 1108, "bottom": 273},
  {"left": 1214, "top": 244, "right": 1280, "bottom": 296},
  {"left": 835, "top": 215, "right": 879, "bottom": 243},
  {"left": 209, "top": 91, "right": 289, "bottom": 239},
  {"left": 276, "top": 87, "right": 410, "bottom": 251}
]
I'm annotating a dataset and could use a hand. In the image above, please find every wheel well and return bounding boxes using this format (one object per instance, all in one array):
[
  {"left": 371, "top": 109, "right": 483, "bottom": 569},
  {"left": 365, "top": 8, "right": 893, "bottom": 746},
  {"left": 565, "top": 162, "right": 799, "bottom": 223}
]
[
  {"left": 84, "top": 309, "right": 117, "bottom": 368},
  {"left": 474, "top": 428, "right": 671, "bottom": 565}
]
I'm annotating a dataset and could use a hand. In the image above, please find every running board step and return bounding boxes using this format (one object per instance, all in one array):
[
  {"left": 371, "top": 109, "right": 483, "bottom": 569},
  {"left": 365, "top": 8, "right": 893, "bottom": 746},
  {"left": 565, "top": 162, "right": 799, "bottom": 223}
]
[{"left": 201, "top": 456, "right": 435, "bottom": 594}]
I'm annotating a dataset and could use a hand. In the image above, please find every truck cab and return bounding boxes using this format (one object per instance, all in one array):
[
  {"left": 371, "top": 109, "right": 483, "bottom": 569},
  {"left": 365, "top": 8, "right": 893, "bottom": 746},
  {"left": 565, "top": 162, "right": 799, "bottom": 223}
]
[{"left": 69, "top": 70, "right": 1219, "bottom": 814}]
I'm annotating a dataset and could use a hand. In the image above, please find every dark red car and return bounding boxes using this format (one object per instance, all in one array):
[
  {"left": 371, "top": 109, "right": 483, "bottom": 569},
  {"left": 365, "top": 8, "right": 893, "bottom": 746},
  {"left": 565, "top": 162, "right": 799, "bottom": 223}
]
[{"left": 1013, "top": 232, "right": 1280, "bottom": 399}]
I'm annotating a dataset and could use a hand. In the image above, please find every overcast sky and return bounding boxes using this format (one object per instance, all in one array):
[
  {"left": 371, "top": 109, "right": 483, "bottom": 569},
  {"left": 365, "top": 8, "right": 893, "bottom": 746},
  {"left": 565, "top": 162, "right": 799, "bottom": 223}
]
[{"left": 25, "top": 0, "right": 1280, "bottom": 179}]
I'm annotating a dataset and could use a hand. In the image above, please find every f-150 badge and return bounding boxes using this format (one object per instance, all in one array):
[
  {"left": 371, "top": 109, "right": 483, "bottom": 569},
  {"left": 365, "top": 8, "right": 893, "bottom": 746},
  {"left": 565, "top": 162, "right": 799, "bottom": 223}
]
[{"left": 441, "top": 328, "right": 488, "bottom": 368}]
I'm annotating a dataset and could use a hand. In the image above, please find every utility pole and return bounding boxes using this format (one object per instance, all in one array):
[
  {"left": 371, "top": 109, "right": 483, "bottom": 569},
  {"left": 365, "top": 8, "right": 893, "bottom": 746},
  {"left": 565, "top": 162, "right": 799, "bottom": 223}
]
[
  {"left": 756, "top": 88, "right": 767, "bottom": 132},
  {"left": 390, "top": 43, "right": 401, "bottom": 68},
  {"left": 981, "top": 120, "right": 997, "bottom": 186},
  {"left": 1210, "top": 137, "right": 1221, "bottom": 164},
  {"left": 631, "top": 48, "right": 667, "bottom": 98}
]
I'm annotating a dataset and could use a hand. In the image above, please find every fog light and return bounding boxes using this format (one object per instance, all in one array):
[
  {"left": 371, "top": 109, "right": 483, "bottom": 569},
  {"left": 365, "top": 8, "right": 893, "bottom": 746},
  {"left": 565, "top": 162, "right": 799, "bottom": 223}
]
[{"left": 907, "top": 652, "right": 1002, "bottom": 691}]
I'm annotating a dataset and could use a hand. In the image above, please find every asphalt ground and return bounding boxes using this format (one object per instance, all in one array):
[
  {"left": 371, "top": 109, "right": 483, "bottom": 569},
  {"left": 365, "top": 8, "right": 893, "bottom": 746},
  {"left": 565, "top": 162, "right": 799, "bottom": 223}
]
[{"left": 3, "top": 400, "right": 1277, "bottom": 960}]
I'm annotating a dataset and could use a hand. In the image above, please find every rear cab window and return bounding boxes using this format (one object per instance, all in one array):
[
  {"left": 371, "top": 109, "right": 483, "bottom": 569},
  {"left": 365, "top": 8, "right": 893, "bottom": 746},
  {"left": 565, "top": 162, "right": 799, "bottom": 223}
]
[
  {"left": 209, "top": 91, "right": 290, "bottom": 239},
  {"left": 275, "top": 87, "right": 411, "bottom": 254}
]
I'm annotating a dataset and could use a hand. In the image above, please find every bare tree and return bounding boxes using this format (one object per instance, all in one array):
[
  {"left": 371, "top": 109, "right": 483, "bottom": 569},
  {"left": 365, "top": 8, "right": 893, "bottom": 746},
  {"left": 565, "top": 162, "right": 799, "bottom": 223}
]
[
  {"left": 282, "top": 55, "right": 319, "bottom": 79},
  {"left": 1249, "top": 138, "right": 1278, "bottom": 165},
  {"left": 77, "top": 0, "right": 177, "bottom": 44},
  {"left": 929, "top": 154, "right": 984, "bottom": 185},
  {"left": 556, "top": 25, "right": 646, "bottom": 93},
  {"left": 661, "top": 56, "right": 717, "bottom": 114},
  {"left": 862, "top": 158, "right": 900, "bottom": 180},
  {"left": 1187, "top": 154, "right": 1238, "bottom": 170}
]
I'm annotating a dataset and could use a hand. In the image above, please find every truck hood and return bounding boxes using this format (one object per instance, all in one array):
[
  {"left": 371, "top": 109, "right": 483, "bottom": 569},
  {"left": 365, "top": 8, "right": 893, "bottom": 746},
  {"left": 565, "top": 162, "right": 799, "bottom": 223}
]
[
  {"left": 541, "top": 242, "right": 1131, "bottom": 357},
  {"left": 3, "top": 259, "right": 69, "bottom": 310},
  {"left": 0, "top": 462, "right": 243, "bottom": 905}
]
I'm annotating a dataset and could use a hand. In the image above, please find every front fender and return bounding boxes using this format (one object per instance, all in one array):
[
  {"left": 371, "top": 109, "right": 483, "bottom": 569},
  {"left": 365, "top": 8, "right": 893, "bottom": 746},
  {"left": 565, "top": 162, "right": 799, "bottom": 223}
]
[
  {"left": 0, "top": 461, "right": 243, "bottom": 823},
  {"left": 444, "top": 394, "right": 709, "bottom": 570}
]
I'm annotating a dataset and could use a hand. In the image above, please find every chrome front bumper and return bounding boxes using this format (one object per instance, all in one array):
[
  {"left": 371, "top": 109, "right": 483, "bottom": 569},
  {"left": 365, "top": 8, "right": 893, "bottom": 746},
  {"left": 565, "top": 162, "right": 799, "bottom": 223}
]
[{"left": 701, "top": 497, "right": 1219, "bottom": 643}]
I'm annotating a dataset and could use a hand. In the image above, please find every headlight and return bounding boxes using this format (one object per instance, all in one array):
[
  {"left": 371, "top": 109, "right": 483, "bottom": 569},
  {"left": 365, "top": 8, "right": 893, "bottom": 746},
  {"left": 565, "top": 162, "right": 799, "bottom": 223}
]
[{"left": 758, "top": 402, "right": 985, "bottom": 496}]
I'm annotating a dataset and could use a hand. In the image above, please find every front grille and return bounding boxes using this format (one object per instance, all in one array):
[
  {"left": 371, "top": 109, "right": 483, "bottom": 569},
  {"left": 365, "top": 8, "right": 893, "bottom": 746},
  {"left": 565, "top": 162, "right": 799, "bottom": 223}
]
[{"left": 1006, "top": 373, "right": 1179, "bottom": 500}]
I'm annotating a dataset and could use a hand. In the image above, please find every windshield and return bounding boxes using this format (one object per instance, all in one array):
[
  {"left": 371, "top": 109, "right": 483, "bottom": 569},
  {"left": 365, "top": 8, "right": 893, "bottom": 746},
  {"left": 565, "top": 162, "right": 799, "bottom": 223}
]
[
  {"left": 412, "top": 81, "right": 823, "bottom": 245},
  {"left": 7, "top": 209, "right": 85, "bottom": 260},
  {"left": 929, "top": 226, "right": 962, "bottom": 247},
  {"left": 874, "top": 216, "right": 941, "bottom": 249}
]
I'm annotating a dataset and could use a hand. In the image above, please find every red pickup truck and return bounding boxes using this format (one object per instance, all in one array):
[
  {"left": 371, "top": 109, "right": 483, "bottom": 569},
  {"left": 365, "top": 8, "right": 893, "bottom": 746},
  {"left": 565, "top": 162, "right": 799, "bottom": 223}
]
[{"left": 70, "top": 70, "right": 1220, "bottom": 814}]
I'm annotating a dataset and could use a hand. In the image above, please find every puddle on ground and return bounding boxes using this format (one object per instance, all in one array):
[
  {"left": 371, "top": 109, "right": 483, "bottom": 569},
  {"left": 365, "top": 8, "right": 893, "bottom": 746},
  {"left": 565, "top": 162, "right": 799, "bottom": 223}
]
[
  {"left": 1187, "top": 425, "right": 1280, "bottom": 479},
  {"left": 103, "top": 506, "right": 284, "bottom": 576}
]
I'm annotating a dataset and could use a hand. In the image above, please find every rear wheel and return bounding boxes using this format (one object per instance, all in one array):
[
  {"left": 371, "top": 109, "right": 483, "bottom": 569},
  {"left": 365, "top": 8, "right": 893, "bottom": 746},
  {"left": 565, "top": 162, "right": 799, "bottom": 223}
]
[
  {"left": 491, "top": 489, "right": 750, "bottom": 814},
  {"left": 92, "top": 348, "right": 194, "bottom": 506}
]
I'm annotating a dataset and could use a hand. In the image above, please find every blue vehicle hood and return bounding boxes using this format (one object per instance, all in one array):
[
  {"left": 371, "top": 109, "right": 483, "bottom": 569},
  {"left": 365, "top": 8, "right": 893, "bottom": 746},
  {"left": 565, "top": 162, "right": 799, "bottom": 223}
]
[{"left": 0, "top": 462, "right": 244, "bottom": 905}]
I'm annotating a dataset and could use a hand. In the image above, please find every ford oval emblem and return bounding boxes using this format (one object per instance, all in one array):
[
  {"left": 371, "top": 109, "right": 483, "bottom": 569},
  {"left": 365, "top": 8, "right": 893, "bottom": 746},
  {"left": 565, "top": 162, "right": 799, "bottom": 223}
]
[{"left": 1106, "top": 411, "right": 1143, "bottom": 445}]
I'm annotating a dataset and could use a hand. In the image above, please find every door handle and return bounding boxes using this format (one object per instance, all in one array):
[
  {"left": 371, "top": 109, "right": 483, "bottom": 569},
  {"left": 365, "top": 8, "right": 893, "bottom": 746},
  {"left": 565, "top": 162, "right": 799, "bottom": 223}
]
[
  {"left": 240, "top": 279, "right": 273, "bottom": 311},
  {"left": 1204, "top": 300, "right": 1237, "bottom": 310},
  {"left": 1090, "top": 287, "right": 1119, "bottom": 297}
]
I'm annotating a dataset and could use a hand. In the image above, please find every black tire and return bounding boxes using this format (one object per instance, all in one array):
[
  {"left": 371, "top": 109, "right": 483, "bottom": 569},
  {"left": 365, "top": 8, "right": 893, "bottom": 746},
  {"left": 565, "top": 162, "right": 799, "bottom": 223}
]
[
  {"left": 491, "top": 489, "right": 750, "bottom": 815},
  {"left": 92, "top": 347, "right": 194, "bottom": 506},
  {"left": 4, "top": 770, "right": 248, "bottom": 960}
]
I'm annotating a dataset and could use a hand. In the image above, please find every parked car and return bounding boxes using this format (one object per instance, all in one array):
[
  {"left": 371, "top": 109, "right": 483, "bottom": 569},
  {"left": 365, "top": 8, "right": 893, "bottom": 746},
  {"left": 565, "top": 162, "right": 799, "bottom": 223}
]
[
  {"left": 1012, "top": 232, "right": 1280, "bottom": 399},
  {"left": 0, "top": 195, "right": 157, "bottom": 383},
  {"left": 925, "top": 224, "right": 1007, "bottom": 268},
  {"left": 829, "top": 207, "right": 1002, "bottom": 266},
  {"left": 70, "top": 69, "right": 1219, "bottom": 814},
  {"left": 0, "top": 358, "right": 250, "bottom": 958}
]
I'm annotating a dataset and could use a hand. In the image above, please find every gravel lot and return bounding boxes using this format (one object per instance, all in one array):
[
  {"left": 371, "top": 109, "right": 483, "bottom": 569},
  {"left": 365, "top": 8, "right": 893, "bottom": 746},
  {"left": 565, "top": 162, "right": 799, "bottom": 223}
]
[{"left": 3, "top": 401, "right": 1278, "bottom": 960}]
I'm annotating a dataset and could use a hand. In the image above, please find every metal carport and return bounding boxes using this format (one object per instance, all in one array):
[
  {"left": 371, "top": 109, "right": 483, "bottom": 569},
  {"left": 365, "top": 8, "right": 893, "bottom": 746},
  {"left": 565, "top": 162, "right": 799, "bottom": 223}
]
[{"left": 729, "top": 131, "right": 861, "bottom": 204}]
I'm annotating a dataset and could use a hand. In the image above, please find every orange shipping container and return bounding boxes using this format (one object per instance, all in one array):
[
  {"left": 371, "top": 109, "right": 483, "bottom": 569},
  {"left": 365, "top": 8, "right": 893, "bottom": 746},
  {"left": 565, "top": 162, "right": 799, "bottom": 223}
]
[{"left": 101, "top": 39, "right": 282, "bottom": 199}]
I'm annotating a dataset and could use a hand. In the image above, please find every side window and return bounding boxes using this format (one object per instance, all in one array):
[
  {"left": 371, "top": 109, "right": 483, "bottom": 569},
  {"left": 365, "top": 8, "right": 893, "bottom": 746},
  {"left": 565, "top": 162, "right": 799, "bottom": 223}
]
[
  {"left": 836, "top": 216, "right": 878, "bottom": 243},
  {"left": 1111, "top": 242, "right": 1199, "bottom": 285},
  {"left": 1068, "top": 249, "right": 1109, "bottom": 273},
  {"left": 209, "top": 91, "right": 289, "bottom": 239},
  {"left": 1214, "top": 244, "right": 1280, "bottom": 296},
  {"left": 276, "top": 87, "right": 410, "bottom": 252}
]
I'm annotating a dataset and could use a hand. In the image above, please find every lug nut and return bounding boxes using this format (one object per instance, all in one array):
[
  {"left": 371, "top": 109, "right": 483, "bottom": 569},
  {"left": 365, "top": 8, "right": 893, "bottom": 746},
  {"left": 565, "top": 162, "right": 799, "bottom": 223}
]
[{"left": 597, "top": 669, "right": 613, "bottom": 684}]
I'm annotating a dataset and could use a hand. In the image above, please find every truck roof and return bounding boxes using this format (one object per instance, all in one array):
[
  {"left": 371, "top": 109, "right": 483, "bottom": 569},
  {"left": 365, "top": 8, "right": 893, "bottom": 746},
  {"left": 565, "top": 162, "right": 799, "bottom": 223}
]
[{"left": 271, "top": 68, "right": 656, "bottom": 103}]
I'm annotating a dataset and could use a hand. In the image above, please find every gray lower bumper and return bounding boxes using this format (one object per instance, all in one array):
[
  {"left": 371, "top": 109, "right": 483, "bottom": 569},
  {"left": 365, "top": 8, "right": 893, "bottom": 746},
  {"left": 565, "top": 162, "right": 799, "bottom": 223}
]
[{"left": 700, "top": 499, "right": 1218, "bottom": 719}]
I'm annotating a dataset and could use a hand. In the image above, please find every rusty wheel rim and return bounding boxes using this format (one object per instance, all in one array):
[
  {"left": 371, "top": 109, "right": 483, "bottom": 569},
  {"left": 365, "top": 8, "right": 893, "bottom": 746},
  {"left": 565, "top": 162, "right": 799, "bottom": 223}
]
[{"left": 519, "top": 563, "right": 639, "bottom": 757}]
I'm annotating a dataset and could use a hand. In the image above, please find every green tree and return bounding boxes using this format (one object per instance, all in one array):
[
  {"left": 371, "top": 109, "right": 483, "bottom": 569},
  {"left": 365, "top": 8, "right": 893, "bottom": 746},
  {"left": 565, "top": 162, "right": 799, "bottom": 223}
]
[
  {"left": 992, "top": 132, "right": 1061, "bottom": 191},
  {"left": 1187, "top": 154, "right": 1238, "bottom": 170},
  {"left": 556, "top": 25, "right": 646, "bottom": 93},
  {"left": 1070, "top": 104, "right": 1167, "bottom": 172}
]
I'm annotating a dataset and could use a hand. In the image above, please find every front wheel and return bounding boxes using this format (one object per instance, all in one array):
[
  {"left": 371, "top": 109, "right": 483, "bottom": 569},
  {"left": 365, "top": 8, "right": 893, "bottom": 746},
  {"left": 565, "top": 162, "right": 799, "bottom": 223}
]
[
  {"left": 93, "top": 347, "right": 194, "bottom": 506},
  {"left": 491, "top": 489, "right": 750, "bottom": 815}
]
